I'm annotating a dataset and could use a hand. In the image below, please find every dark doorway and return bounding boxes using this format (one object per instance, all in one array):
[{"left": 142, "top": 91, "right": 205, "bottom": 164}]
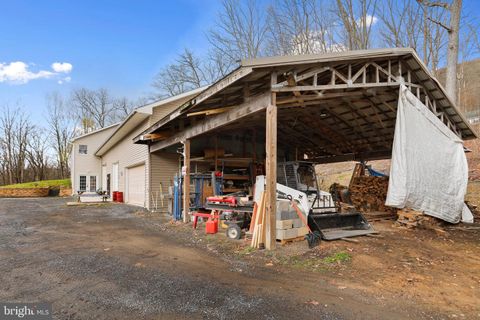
[{"left": 107, "top": 174, "right": 111, "bottom": 195}]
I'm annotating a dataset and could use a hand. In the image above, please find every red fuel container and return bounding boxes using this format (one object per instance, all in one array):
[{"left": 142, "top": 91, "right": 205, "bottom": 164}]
[
  {"left": 117, "top": 192, "right": 124, "bottom": 203},
  {"left": 205, "top": 219, "right": 218, "bottom": 234},
  {"left": 112, "top": 191, "right": 118, "bottom": 202}
]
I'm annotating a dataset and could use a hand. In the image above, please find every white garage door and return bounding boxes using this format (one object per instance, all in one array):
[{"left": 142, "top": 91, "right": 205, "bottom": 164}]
[{"left": 127, "top": 165, "right": 145, "bottom": 206}]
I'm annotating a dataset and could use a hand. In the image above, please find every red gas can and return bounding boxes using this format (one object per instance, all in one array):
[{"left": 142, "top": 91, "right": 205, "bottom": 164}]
[{"left": 205, "top": 219, "right": 218, "bottom": 234}]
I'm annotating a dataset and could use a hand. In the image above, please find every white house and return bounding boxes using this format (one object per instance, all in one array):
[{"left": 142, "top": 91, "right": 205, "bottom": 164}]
[{"left": 70, "top": 87, "right": 205, "bottom": 210}]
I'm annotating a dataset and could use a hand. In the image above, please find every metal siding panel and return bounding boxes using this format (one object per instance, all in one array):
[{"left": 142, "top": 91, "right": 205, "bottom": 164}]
[{"left": 149, "top": 152, "right": 179, "bottom": 212}]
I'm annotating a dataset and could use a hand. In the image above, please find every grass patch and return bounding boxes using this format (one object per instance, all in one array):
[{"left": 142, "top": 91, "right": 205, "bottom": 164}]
[
  {"left": 277, "top": 251, "right": 351, "bottom": 271},
  {"left": 322, "top": 252, "right": 351, "bottom": 264},
  {"left": 236, "top": 246, "right": 256, "bottom": 256},
  {"left": 1, "top": 179, "right": 71, "bottom": 189}
]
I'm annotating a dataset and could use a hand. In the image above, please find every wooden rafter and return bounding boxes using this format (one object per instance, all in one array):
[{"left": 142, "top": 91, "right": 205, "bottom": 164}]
[{"left": 270, "top": 58, "right": 464, "bottom": 139}]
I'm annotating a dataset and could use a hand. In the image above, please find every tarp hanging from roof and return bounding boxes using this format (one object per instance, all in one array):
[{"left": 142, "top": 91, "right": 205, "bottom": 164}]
[{"left": 386, "top": 85, "right": 472, "bottom": 223}]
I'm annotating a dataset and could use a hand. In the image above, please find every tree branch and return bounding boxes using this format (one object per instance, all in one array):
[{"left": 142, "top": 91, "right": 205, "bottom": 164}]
[
  {"left": 427, "top": 16, "right": 451, "bottom": 32},
  {"left": 417, "top": 0, "right": 450, "bottom": 9}
]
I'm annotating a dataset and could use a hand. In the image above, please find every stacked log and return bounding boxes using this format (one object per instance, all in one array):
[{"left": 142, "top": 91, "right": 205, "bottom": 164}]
[
  {"left": 349, "top": 176, "right": 396, "bottom": 214},
  {"left": 395, "top": 208, "right": 443, "bottom": 230}
]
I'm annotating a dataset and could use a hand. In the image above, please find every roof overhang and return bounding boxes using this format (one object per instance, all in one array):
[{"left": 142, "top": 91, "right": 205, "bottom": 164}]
[
  {"left": 72, "top": 123, "right": 120, "bottom": 142},
  {"left": 96, "top": 86, "right": 208, "bottom": 156},
  {"left": 95, "top": 110, "right": 151, "bottom": 156}
]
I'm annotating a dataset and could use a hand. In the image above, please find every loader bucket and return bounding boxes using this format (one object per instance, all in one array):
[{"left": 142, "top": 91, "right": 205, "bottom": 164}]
[{"left": 308, "top": 212, "right": 376, "bottom": 240}]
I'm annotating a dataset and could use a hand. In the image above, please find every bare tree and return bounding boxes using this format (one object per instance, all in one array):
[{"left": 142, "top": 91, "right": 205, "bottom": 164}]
[
  {"left": 417, "top": 0, "right": 462, "bottom": 102},
  {"left": 456, "top": 19, "right": 480, "bottom": 112},
  {"left": 152, "top": 49, "right": 212, "bottom": 98},
  {"left": 204, "top": 49, "right": 232, "bottom": 82},
  {"left": 112, "top": 97, "right": 136, "bottom": 119},
  {"left": 377, "top": 0, "right": 422, "bottom": 48},
  {"left": 152, "top": 0, "right": 268, "bottom": 98},
  {"left": 335, "top": 0, "right": 378, "bottom": 50},
  {"left": 266, "top": 0, "right": 341, "bottom": 55},
  {"left": 0, "top": 106, "right": 32, "bottom": 184},
  {"left": 26, "top": 130, "right": 49, "bottom": 181},
  {"left": 71, "top": 88, "right": 116, "bottom": 132},
  {"left": 445, "top": 0, "right": 462, "bottom": 103},
  {"left": 208, "top": 0, "right": 267, "bottom": 63},
  {"left": 376, "top": 0, "right": 448, "bottom": 74},
  {"left": 46, "top": 92, "right": 76, "bottom": 179}
]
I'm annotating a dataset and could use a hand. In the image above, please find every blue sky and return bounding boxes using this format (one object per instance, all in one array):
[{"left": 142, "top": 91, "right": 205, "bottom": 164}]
[
  {"left": 1, "top": 0, "right": 479, "bottom": 122},
  {"left": 0, "top": 0, "right": 219, "bottom": 120}
]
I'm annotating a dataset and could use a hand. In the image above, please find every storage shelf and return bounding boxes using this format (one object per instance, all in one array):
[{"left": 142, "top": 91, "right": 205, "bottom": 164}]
[
  {"left": 223, "top": 187, "right": 245, "bottom": 193},
  {"left": 223, "top": 174, "right": 249, "bottom": 181}
]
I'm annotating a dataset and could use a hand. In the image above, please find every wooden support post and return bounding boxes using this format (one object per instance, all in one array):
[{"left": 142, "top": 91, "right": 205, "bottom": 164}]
[
  {"left": 252, "top": 129, "right": 257, "bottom": 162},
  {"left": 214, "top": 135, "right": 218, "bottom": 172},
  {"left": 265, "top": 72, "right": 277, "bottom": 250},
  {"left": 183, "top": 139, "right": 190, "bottom": 223}
]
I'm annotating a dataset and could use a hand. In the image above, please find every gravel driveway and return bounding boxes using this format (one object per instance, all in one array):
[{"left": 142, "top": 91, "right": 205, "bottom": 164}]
[{"left": 0, "top": 198, "right": 437, "bottom": 319}]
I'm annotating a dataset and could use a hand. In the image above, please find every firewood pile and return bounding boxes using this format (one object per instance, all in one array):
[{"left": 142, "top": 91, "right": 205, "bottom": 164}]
[
  {"left": 349, "top": 176, "right": 396, "bottom": 214},
  {"left": 395, "top": 208, "right": 444, "bottom": 230}
]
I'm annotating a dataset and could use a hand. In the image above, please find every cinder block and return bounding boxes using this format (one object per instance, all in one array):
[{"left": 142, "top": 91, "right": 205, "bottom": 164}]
[
  {"left": 276, "top": 228, "right": 299, "bottom": 240},
  {"left": 276, "top": 200, "right": 291, "bottom": 212},
  {"left": 276, "top": 219, "right": 294, "bottom": 229},
  {"left": 292, "top": 218, "right": 304, "bottom": 228},
  {"left": 276, "top": 226, "right": 309, "bottom": 240},
  {"left": 276, "top": 210, "right": 296, "bottom": 220},
  {"left": 296, "top": 226, "right": 309, "bottom": 236}
]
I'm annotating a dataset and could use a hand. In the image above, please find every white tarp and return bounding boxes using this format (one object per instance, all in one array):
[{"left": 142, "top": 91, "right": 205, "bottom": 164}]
[{"left": 386, "top": 85, "right": 471, "bottom": 223}]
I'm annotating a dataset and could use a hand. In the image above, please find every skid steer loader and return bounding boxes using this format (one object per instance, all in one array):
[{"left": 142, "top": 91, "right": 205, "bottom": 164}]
[{"left": 255, "top": 161, "right": 375, "bottom": 241}]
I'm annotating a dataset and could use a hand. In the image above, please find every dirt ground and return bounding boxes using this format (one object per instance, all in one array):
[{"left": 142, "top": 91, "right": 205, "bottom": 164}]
[{"left": 0, "top": 198, "right": 479, "bottom": 319}]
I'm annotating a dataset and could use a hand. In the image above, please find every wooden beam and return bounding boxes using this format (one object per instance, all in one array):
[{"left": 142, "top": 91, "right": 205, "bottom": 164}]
[
  {"left": 183, "top": 139, "right": 190, "bottom": 223},
  {"left": 187, "top": 106, "right": 234, "bottom": 117},
  {"left": 193, "top": 67, "right": 253, "bottom": 106},
  {"left": 265, "top": 72, "right": 277, "bottom": 250},
  {"left": 276, "top": 91, "right": 364, "bottom": 105},
  {"left": 272, "top": 82, "right": 407, "bottom": 92},
  {"left": 274, "top": 66, "right": 330, "bottom": 87},
  {"left": 142, "top": 132, "right": 172, "bottom": 141},
  {"left": 150, "top": 92, "right": 270, "bottom": 152},
  {"left": 312, "top": 149, "right": 392, "bottom": 164}
]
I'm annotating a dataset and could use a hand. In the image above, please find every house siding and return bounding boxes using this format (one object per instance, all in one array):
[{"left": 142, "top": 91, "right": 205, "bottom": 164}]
[
  {"left": 71, "top": 90, "right": 201, "bottom": 209},
  {"left": 101, "top": 120, "right": 150, "bottom": 208},
  {"left": 147, "top": 95, "right": 194, "bottom": 127},
  {"left": 71, "top": 126, "right": 118, "bottom": 193}
]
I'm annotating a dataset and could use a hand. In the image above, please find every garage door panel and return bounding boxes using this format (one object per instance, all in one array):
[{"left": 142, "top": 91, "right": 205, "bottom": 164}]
[{"left": 127, "top": 165, "right": 145, "bottom": 206}]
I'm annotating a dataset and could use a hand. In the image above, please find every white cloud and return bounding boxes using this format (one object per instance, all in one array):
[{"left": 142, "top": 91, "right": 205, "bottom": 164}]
[
  {"left": 52, "top": 62, "right": 73, "bottom": 73},
  {"left": 57, "top": 76, "right": 72, "bottom": 85},
  {"left": 0, "top": 61, "right": 73, "bottom": 84},
  {"left": 357, "top": 14, "right": 378, "bottom": 27}
]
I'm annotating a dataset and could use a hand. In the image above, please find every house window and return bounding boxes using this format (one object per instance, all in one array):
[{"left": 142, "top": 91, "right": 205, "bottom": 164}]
[
  {"left": 79, "top": 145, "right": 88, "bottom": 154},
  {"left": 79, "top": 176, "right": 87, "bottom": 191},
  {"left": 90, "top": 176, "right": 97, "bottom": 192}
]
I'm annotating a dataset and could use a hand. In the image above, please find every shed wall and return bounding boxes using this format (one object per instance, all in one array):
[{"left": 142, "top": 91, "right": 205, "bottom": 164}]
[{"left": 149, "top": 152, "right": 179, "bottom": 212}]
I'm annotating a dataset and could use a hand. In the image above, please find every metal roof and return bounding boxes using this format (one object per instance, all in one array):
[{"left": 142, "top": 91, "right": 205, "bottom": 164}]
[{"left": 136, "top": 48, "right": 477, "bottom": 162}]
